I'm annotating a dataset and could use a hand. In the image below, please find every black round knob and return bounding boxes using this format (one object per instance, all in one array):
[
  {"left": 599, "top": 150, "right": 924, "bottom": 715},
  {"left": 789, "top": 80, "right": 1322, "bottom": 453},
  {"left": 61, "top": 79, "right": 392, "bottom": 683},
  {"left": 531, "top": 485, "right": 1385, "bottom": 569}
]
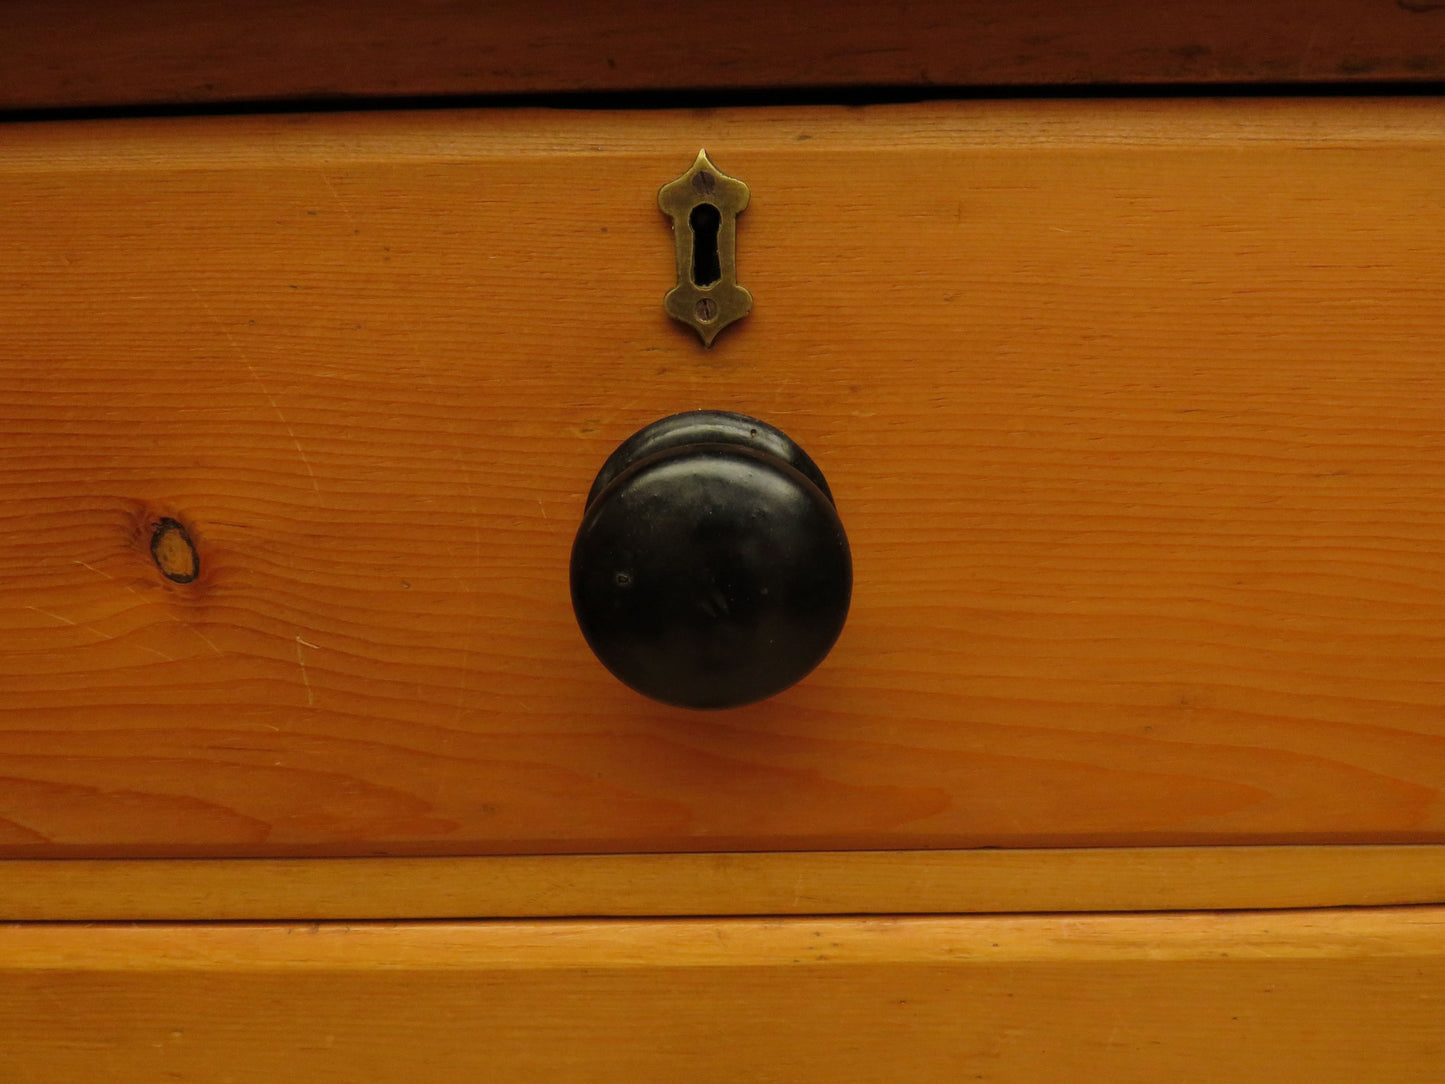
[{"left": 570, "top": 411, "right": 851, "bottom": 710}]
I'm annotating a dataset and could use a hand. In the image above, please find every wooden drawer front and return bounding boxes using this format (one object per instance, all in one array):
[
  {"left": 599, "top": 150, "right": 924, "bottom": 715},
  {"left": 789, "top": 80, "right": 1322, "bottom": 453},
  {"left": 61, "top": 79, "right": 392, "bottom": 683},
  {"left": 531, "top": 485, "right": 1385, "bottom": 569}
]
[
  {"left": 3, "top": 909, "right": 1444, "bottom": 1082},
  {"left": 3, "top": 100, "right": 1445, "bottom": 858}
]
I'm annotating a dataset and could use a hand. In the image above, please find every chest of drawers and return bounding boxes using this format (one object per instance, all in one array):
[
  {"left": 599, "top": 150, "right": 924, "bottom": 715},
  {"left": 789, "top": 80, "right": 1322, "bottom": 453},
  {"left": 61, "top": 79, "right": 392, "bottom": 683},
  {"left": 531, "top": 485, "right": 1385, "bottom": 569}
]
[{"left": 4, "top": 5, "right": 1445, "bottom": 1081}]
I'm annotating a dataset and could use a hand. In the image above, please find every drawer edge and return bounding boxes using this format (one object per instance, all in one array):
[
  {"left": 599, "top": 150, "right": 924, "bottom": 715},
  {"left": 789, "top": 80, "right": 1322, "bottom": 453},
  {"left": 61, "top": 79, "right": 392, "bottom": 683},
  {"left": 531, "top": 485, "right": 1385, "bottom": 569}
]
[{"left": 4, "top": 844, "right": 1445, "bottom": 920}]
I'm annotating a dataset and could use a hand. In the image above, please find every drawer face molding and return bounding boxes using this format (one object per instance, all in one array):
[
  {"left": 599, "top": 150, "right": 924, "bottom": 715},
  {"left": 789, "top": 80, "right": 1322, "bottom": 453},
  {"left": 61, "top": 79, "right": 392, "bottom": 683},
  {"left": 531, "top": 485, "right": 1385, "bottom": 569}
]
[
  {"left": 3, "top": 910, "right": 1444, "bottom": 1083},
  {"left": 3, "top": 847, "right": 1445, "bottom": 921},
  {"left": 2, "top": 101, "right": 1445, "bottom": 857}
]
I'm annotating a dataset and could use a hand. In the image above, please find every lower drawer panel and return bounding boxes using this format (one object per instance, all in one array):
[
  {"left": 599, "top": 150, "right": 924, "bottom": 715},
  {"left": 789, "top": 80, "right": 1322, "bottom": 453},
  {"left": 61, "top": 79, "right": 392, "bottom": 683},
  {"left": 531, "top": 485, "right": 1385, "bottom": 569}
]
[{"left": 3, "top": 909, "right": 1444, "bottom": 1082}]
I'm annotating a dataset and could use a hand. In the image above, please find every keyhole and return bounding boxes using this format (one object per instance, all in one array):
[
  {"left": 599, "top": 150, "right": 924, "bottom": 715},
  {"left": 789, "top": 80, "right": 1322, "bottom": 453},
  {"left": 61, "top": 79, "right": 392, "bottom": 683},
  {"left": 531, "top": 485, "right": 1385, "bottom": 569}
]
[{"left": 689, "top": 203, "right": 722, "bottom": 287}]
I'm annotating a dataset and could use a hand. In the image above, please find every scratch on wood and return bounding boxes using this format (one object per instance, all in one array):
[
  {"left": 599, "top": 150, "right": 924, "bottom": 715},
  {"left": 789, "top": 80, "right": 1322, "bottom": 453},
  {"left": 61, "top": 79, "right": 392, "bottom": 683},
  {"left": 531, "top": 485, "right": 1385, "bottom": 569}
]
[
  {"left": 319, "top": 169, "right": 359, "bottom": 229},
  {"left": 244, "top": 357, "right": 321, "bottom": 496},
  {"left": 295, "top": 634, "right": 317, "bottom": 706},
  {"left": 27, "top": 605, "right": 79, "bottom": 627},
  {"left": 27, "top": 606, "right": 178, "bottom": 661},
  {"left": 188, "top": 285, "right": 320, "bottom": 496},
  {"left": 73, "top": 559, "right": 146, "bottom": 599},
  {"left": 183, "top": 623, "right": 224, "bottom": 657},
  {"left": 131, "top": 643, "right": 179, "bottom": 663},
  {"left": 25, "top": 607, "right": 114, "bottom": 643}
]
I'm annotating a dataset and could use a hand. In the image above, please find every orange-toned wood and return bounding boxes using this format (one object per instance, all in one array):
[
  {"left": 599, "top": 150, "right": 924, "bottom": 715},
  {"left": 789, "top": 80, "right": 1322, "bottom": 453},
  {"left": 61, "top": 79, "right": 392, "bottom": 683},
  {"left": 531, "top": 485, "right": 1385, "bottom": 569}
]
[
  {"left": 3, "top": 100, "right": 1445, "bottom": 857},
  {"left": 3, "top": 0, "right": 1445, "bottom": 111},
  {"left": 3, "top": 909, "right": 1444, "bottom": 1082},
  {"left": 4, "top": 846, "right": 1445, "bottom": 920}
]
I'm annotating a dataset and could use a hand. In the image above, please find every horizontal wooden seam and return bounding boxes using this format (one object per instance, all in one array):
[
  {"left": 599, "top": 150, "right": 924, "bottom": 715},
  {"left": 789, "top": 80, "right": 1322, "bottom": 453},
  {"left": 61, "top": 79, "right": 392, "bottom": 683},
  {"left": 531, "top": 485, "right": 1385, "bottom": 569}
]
[{"left": 4, "top": 845, "right": 1445, "bottom": 921}]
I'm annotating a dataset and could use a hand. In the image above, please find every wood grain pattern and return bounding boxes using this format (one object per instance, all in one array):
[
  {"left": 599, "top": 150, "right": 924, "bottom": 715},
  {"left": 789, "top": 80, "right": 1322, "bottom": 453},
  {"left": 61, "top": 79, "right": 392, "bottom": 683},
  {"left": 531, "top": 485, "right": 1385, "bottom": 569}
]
[
  {"left": 3, "top": 0, "right": 1445, "bottom": 111},
  {"left": 3, "top": 909, "right": 1444, "bottom": 1082},
  {"left": 3, "top": 846, "right": 1445, "bottom": 920},
  {"left": 3, "top": 100, "right": 1445, "bottom": 857}
]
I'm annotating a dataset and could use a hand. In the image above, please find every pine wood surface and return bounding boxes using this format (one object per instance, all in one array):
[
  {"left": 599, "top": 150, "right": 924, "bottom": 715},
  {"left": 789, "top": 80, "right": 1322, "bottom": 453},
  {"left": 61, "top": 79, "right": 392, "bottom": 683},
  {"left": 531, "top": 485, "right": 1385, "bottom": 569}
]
[
  {"left": 2, "top": 908, "right": 1444, "bottom": 1082},
  {"left": 3, "top": 100, "right": 1445, "bottom": 857},
  {"left": 3, "top": 0, "right": 1445, "bottom": 111},
  {"left": 3, "top": 845, "right": 1445, "bottom": 920}
]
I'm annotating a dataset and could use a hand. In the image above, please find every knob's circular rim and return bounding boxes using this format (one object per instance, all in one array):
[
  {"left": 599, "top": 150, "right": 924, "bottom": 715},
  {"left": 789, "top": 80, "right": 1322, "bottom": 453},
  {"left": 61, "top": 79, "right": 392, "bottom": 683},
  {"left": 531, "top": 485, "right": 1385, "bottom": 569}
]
[{"left": 584, "top": 410, "right": 834, "bottom": 509}]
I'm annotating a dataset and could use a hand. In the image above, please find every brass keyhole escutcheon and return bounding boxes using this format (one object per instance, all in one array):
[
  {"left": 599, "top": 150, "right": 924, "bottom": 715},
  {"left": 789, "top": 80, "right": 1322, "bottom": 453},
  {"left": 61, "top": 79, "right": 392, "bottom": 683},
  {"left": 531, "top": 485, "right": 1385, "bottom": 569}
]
[{"left": 658, "top": 150, "right": 751, "bottom": 347}]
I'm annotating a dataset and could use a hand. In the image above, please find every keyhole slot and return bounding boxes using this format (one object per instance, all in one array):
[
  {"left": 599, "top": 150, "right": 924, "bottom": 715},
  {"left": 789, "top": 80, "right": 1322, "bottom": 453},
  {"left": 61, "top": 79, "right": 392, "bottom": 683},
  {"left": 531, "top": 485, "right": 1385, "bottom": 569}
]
[{"left": 689, "top": 203, "right": 722, "bottom": 287}]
